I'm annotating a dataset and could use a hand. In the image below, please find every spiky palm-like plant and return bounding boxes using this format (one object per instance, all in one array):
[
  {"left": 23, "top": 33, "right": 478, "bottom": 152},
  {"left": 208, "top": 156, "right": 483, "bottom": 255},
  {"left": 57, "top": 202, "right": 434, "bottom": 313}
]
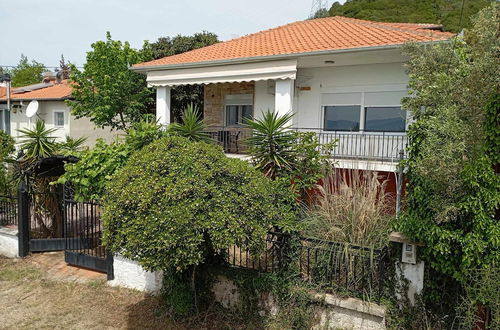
[
  {"left": 18, "top": 120, "right": 59, "bottom": 160},
  {"left": 168, "top": 103, "right": 210, "bottom": 142},
  {"left": 59, "top": 136, "right": 88, "bottom": 153},
  {"left": 244, "top": 110, "right": 296, "bottom": 179}
]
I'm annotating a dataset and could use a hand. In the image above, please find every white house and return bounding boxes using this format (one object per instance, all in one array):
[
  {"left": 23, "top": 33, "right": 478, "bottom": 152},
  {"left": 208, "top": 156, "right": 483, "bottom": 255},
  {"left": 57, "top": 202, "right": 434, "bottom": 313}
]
[
  {"left": 0, "top": 79, "right": 118, "bottom": 147},
  {"left": 132, "top": 16, "right": 452, "bottom": 175}
]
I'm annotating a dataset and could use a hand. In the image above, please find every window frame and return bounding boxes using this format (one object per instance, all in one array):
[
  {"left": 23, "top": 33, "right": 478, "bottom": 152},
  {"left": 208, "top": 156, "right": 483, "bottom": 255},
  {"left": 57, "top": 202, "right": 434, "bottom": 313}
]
[
  {"left": 320, "top": 91, "right": 408, "bottom": 134},
  {"left": 53, "top": 110, "right": 65, "bottom": 127},
  {"left": 363, "top": 106, "right": 406, "bottom": 133}
]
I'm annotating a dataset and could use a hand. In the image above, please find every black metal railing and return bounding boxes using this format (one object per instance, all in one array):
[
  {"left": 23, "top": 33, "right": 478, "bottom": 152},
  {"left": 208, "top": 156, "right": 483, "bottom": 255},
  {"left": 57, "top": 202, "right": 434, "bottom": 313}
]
[
  {"left": 29, "top": 191, "right": 64, "bottom": 239},
  {"left": 0, "top": 194, "right": 17, "bottom": 226},
  {"left": 205, "top": 126, "right": 407, "bottom": 162},
  {"left": 64, "top": 199, "right": 106, "bottom": 260},
  {"left": 225, "top": 232, "right": 389, "bottom": 302}
]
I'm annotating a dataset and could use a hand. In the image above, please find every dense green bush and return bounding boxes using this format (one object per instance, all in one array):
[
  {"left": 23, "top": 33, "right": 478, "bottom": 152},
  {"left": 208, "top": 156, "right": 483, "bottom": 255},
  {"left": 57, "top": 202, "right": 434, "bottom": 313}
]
[
  {"left": 102, "top": 136, "right": 297, "bottom": 272},
  {"left": 0, "top": 130, "right": 15, "bottom": 195},
  {"left": 57, "top": 139, "right": 131, "bottom": 201}
]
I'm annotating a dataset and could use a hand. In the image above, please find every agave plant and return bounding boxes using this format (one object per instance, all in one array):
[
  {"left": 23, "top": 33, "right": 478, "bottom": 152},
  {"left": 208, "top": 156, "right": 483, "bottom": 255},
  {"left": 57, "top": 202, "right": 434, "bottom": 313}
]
[
  {"left": 168, "top": 103, "right": 210, "bottom": 142},
  {"left": 244, "top": 110, "right": 296, "bottom": 179},
  {"left": 18, "top": 120, "right": 59, "bottom": 160}
]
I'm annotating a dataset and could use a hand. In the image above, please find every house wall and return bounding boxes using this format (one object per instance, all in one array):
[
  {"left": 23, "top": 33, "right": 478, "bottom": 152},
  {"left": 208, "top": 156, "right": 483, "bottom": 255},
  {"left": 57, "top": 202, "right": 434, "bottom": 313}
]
[{"left": 8, "top": 100, "right": 119, "bottom": 147}]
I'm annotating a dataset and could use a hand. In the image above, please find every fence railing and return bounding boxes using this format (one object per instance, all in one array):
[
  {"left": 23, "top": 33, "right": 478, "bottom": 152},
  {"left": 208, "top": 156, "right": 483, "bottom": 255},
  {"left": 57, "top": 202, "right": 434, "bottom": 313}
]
[
  {"left": 0, "top": 194, "right": 17, "bottom": 226},
  {"left": 225, "top": 232, "right": 389, "bottom": 302},
  {"left": 205, "top": 126, "right": 407, "bottom": 162}
]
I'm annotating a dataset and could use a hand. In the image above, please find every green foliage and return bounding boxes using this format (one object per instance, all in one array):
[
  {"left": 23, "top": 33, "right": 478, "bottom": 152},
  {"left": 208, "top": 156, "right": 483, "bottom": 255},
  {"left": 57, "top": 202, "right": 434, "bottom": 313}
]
[
  {"left": 0, "top": 130, "right": 15, "bottom": 195},
  {"left": 397, "top": 4, "right": 499, "bottom": 284},
  {"left": 124, "top": 117, "right": 166, "bottom": 150},
  {"left": 168, "top": 104, "right": 209, "bottom": 142},
  {"left": 457, "top": 268, "right": 499, "bottom": 329},
  {"left": 18, "top": 120, "right": 58, "bottom": 160},
  {"left": 67, "top": 32, "right": 154, "bottom": 130},
  {"left": 58, "top": 136, "right": 87, "bottom": 154},
  {"left": 102, "top": 136, "right": 297, "bottom": 272},
  {"left": 149, "top": 32, "right": 219, "bottom": 122},
  {"left": 10, "top": 54, "right": 46, "bottom": 87},
  {"left": 57, "top": 140, "right": 131, "bottom": 201},
  {"left": 329, "top": 0, "right": 491, "bottom": 32},
  {"left": 245, "top": 110, "right": 296, "bottom": 179}
]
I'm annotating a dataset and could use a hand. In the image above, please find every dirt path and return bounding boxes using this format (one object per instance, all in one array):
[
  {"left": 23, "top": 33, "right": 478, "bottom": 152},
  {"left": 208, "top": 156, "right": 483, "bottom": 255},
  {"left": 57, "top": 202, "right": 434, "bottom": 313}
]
[{"left": 0, "top": 256, "right": 257, "bottom": 330}]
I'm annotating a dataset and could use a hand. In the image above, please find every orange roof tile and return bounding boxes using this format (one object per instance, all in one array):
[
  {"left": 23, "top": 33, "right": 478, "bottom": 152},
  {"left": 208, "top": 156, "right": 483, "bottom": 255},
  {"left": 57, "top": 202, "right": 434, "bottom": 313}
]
[
  {"left": 134, "top": 16, "right": 453, "bottom": 68},
  {"left": 0, "top": 80, "right": 72, "bottom": 101}
]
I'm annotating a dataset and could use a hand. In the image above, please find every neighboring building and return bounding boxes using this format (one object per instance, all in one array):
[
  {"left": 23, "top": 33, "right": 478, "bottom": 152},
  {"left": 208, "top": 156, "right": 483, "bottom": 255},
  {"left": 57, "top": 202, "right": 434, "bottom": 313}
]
[
  {"left": 132, "top": 16, "right": 452, "bottom": 175},
  {"left": 0, "top": 78, "right": 118, "bottom": 147}
]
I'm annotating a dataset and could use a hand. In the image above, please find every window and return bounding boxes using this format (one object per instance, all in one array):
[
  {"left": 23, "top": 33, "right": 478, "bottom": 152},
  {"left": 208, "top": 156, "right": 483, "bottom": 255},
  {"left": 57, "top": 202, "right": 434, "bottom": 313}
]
[
  {"left": 54, "top": 111, "right": 65, "bottom": 127},
  {"left": 0, "top": 109, "right": 10, "bottom": 134},
  {"left": 224, "top": 94, "right": 253, "bottom": 126},
  {"left": 323, "top": 105, "right": 360, "bottom": 131},
  {"left": 364, "top": 107, "right": 406, "bottom": 132},
  {"left": 225, "top": 105, "right": 253, "bottom": 126}
]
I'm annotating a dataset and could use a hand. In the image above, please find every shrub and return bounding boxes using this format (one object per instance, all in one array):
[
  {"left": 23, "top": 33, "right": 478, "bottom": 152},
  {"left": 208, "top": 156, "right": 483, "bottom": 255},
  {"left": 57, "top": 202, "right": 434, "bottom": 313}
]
[
  {"left": 0, "top": 130, "right": 15, "bottom": 195},
  {"left": 57, "top": 139, "right": 131, "bottom": 201},
  {"left": 102, "top": 136, "right": 297, "bottom": 272}
]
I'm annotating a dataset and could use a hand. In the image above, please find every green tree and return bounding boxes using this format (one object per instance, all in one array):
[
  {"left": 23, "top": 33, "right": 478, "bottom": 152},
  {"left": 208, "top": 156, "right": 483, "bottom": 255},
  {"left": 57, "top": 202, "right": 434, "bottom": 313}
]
[
  {"left": 149, "top": 32, "right": 219, "bottom": 122},
  {"left": 397, "top": 2, "right": 499, "bottom": 301},
  {"left": 67, "top": 32, "right": 154, "bottom": 130},
  {"left": 102, "top": 136, "right": 297, "bottom": 272},
  {"left": 10, "top": 54, "right": 46, "bottom": 87},
  {"left": 328, "top": 0, "right": 491, "bottom": 32}
]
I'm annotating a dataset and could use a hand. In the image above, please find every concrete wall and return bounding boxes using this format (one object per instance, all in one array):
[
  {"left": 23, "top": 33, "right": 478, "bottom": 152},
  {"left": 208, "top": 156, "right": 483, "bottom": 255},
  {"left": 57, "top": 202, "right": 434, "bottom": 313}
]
[
  {"left": 0, "top": 227, "right": 18, "bottom": 258},
  {"left": 212, "top": 274, "right": 386, "bottom": 330},
  {"left": 108, "top": 255, "right": 163, "bottom": 293}
]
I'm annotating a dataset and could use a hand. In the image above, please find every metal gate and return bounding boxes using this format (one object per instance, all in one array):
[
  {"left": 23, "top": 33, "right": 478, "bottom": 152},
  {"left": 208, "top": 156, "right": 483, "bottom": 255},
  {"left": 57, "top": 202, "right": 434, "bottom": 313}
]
[
  {"left": 63, "top": 185, "right": 113, "bottom": 279},
  {"left": 26, "top": 185, "right": 67, "bottom": 252}
]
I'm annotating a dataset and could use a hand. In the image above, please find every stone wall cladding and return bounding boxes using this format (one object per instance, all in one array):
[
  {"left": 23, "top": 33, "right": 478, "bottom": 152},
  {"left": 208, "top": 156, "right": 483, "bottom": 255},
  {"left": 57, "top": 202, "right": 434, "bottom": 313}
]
[{"left": 203, "top": 82, "right": 255, "bottom": 126}]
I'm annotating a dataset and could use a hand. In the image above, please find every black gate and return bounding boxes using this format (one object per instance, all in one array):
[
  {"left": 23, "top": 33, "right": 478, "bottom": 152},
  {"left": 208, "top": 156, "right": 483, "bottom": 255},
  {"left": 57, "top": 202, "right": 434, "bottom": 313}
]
[
  {"left": 63, "top": 185, "right": 113, "bottom": 279},
  {"left": 22, "top": 183, "right": 67, "bottom": 252}
]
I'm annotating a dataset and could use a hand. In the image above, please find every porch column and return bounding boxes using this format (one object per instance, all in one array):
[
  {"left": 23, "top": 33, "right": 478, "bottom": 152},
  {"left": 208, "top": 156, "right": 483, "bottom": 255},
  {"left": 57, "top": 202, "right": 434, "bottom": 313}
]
[
  {"left": 274, "top": 79, "right": 294, "bottom": 121},
  {"left": 156, "top": 86, "right": 171, "bottom": 127}
]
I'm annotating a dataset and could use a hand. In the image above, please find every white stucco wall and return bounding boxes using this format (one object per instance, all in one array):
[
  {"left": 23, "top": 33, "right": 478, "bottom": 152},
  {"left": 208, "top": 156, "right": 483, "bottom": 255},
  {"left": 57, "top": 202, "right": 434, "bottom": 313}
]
[
  {"left": 0, "top": 227, "right": 18, "bottom": 258},
  {"left": 108, "top": 255, "right": 163, "bottom": 293},
  {"left": 8, "top": 100, "right": 119, "bottom": 147}
]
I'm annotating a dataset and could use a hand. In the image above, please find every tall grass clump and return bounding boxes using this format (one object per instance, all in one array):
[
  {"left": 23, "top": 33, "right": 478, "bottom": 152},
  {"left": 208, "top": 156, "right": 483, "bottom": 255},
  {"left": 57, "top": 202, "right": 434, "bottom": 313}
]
[{"left": 302, "top": 168, "right": 393, "bottom": 247}]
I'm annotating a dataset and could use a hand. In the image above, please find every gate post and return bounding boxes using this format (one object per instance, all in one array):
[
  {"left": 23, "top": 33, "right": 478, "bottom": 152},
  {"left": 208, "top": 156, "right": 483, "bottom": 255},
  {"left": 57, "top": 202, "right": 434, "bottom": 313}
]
[{"left": 17, "top": 181, "right": 30, "bottom": 257}]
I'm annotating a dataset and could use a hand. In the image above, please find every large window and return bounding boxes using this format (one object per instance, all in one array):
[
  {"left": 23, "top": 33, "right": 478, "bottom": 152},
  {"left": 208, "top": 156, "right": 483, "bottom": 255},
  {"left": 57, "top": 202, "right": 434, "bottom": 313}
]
[
  {"left": 225, "top": 94, "right": 253, "bottom": 126},
  {"left": 323, "top": 105, "right": 361, "bottom": 131},
  {"left": 225, "top": 105, "right": 253, "bottom": 126},
  {"left": 364, "top": 106, "right": 406, "bottom": 132}
]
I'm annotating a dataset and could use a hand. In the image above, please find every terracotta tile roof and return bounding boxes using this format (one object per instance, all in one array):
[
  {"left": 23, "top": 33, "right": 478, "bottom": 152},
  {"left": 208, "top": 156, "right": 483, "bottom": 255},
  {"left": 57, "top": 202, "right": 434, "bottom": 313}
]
[
  {"left": 0, "top": 80, "right": 72, "bottom": 101},
  {"left": 134, "top": 16, "right": 453, "bottom": 68}
]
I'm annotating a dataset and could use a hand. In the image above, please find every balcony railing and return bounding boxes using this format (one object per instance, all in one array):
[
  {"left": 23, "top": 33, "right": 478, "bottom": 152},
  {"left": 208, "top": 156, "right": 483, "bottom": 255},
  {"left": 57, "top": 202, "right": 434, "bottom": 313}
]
[{"left": 204, "top": 126, "right": 407, "bottom": 163}]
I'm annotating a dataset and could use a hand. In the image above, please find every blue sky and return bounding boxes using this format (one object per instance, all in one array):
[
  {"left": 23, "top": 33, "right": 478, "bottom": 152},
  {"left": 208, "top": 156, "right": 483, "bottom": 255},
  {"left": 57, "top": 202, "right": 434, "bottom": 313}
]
[{"left": 0, "top": 0, "right": 344, "bottom": 68}]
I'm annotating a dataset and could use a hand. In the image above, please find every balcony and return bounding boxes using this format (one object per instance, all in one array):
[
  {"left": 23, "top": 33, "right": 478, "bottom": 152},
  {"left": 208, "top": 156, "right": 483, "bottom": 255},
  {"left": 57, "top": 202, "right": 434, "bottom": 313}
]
[{"left": 205, "top": 126, "right": 407, "bottom": 164}]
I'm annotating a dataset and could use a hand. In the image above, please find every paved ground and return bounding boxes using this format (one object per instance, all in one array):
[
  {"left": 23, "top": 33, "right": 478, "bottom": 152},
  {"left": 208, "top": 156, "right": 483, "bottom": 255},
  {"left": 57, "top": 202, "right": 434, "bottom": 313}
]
[{"left": 0, "top": 254, "right": 258, "bottom": 329}]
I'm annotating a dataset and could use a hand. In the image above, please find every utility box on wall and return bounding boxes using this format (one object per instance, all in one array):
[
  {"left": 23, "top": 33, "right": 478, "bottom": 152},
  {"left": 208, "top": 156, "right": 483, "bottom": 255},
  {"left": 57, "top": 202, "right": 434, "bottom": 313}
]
[{"left": 402, "top": 242, "right": 417, "bottom": 264}]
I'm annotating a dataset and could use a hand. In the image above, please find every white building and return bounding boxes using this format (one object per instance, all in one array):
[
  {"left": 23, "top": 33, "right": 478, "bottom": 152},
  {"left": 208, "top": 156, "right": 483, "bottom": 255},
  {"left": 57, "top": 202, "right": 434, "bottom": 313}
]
[
  {"left": 132, "top": 16, "right": 452, "bottom": 174},
  {"left": 0, "top": 79, "right": 118, "bottom": 147}
]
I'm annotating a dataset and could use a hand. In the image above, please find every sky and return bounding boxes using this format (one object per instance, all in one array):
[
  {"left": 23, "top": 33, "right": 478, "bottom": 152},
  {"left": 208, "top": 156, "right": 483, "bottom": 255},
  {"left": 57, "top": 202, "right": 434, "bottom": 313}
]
[{"left": 0, "top": 0, "right": 343, "bottom": 69}]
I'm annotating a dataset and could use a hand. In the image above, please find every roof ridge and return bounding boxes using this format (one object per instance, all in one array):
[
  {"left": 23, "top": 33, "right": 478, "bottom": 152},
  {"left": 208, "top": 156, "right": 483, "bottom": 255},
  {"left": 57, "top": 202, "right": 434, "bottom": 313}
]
[{"left": 333, "top": 16, "right": 446, "bottom": 37}]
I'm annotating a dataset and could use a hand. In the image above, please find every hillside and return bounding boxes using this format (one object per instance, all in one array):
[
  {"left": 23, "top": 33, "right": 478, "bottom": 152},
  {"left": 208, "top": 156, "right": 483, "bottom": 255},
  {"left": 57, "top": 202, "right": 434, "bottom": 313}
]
[{"left": 328, "top": 0, "right": 492, "bottom": 32}]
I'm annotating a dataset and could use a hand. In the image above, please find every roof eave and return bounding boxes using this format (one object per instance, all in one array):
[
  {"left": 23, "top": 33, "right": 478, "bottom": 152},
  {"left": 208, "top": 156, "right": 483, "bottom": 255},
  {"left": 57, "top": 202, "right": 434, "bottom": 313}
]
[
  {"left": 0, "top": 96, "right": 73, "bottom": 102},
  {"left": 131, "top": 40, "right": 450, "bottom": 73}
]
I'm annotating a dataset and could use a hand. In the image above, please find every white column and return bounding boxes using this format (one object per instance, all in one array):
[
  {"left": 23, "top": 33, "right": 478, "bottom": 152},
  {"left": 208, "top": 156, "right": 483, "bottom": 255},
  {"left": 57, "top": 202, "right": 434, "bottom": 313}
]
[
  {"left": 274, "top": 79, "right": 294, "bottom": 118},
  {"left": 156, "top": 86, "right": 171, "bottom": 127}
]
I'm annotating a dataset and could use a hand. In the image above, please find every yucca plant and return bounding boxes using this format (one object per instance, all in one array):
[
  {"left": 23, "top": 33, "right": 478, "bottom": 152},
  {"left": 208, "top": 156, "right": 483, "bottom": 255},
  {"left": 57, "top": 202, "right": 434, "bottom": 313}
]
[
  {"left": 18, "top": 120, "right": 59, "bottom": 160},
  {"left": 244, "top": 110, "right": 296, "bottom": 179},
  {"left": 168, "top": 103, "right": 210, "bottom": 142},
  {"left": 59, "top": 136, "right": 88, "bottom": 153}
]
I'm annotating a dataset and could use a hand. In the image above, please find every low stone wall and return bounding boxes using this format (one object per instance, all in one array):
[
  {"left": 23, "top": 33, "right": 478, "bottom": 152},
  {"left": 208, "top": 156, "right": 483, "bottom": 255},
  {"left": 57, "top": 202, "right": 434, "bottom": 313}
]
[
  {"left": 108, "top": 255, "right": 163, "bottom": 293},
  {"left": 212, "top": 274, "right": 386, "bottom": 330},
  {"left": 0, "top": 227, "right": 18, "bottom": 258}
]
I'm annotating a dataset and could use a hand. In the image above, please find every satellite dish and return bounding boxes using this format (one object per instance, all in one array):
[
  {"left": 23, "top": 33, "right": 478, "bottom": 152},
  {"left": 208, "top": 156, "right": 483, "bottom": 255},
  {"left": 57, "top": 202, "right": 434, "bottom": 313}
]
[{"left": 26, "top": 100, "right": 39, "bottom": 118}]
